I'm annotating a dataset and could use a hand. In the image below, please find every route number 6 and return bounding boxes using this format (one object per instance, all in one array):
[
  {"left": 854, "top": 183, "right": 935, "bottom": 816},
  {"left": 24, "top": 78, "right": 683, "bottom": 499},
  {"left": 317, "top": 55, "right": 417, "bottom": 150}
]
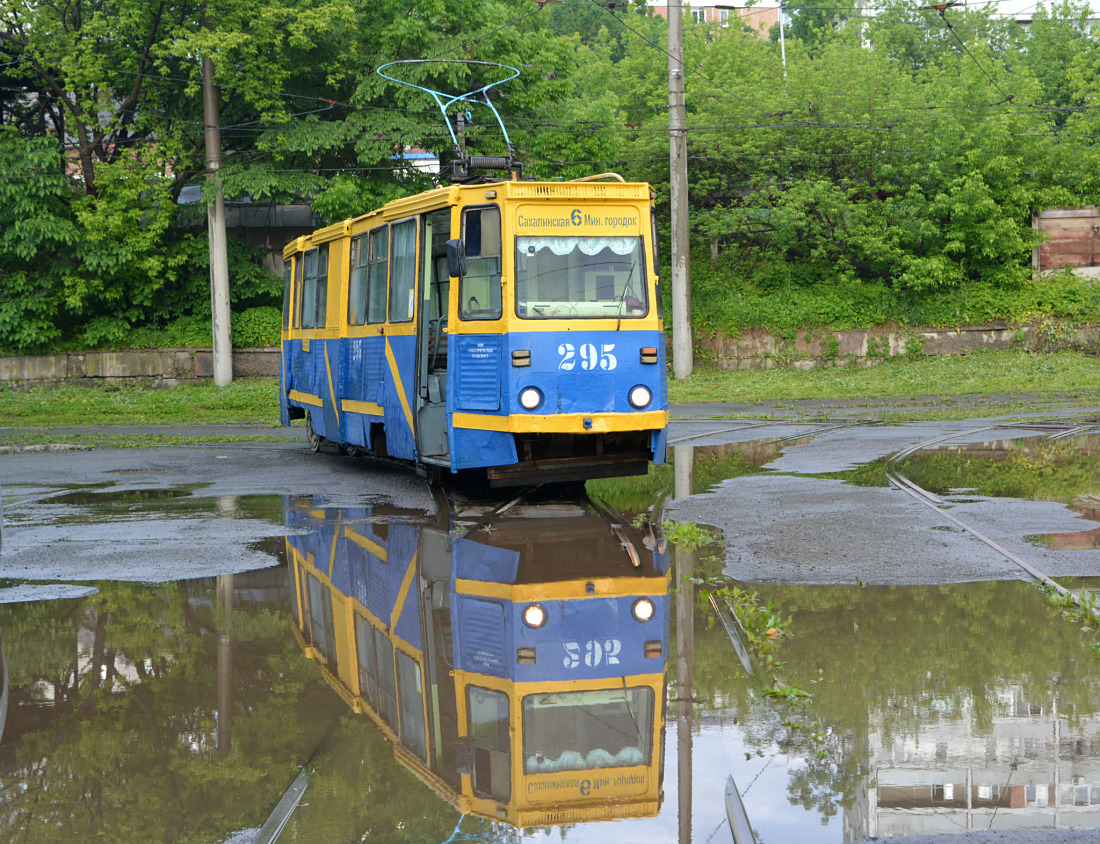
[{"left": 558, "top": 343, "right": 616, "bottom": 371}]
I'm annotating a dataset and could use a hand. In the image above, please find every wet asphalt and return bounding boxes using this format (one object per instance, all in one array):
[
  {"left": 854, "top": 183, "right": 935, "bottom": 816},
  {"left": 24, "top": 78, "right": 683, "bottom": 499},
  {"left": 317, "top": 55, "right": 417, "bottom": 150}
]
[
  {"left": 2, "top": 403, "right": 1100, "bottom": 589},
  {"left": 2, "top": 401, "right": 1100, "bottom": 844}
]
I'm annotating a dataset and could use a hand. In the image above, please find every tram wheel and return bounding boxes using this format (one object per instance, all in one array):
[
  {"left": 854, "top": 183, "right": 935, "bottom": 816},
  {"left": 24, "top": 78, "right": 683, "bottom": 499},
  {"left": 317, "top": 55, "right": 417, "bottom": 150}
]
[{"left": 306, "top": 411, "right": 323, "bottom": 453}]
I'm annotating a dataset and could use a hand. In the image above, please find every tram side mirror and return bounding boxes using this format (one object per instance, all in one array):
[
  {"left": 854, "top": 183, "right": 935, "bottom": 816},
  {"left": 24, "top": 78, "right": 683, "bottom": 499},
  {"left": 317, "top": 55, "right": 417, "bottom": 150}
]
[{"left": 446, "top": 239, "right": 467, "bottom": 278}]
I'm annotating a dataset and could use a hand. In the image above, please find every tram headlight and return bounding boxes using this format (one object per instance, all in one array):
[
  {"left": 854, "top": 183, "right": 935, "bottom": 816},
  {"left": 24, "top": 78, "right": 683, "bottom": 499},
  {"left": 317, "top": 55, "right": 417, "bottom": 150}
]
[
  {"left": 523, "top": 603, "right": 547, "bottom": 628},
  {"left": 519, "top": 387, "right": 542, "bottom": 411},
  {"left": 631, "top": 597, "right": 656, "bottom": 622},
  {"left": 628, "top": 385, "right": 652, "bottom": 409}
]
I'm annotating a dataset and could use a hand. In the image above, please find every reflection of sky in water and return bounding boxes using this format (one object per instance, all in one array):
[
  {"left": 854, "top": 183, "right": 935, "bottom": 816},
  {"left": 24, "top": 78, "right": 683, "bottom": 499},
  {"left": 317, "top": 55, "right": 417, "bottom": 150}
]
[{"left": 517, "top": 720, "right": 834, "bottom": 843}]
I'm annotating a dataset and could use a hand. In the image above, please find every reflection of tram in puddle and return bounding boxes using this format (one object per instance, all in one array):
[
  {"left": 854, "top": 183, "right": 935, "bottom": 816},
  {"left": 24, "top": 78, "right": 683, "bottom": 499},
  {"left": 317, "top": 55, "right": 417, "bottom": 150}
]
[{"left": 286, "top": 498, "right": 669, "bottom": 827}]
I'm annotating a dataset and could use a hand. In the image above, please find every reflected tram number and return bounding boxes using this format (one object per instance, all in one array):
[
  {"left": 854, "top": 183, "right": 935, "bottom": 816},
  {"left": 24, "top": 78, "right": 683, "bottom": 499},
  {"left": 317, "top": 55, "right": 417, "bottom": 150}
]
[
  {"left": 558, "top": 343, "right": 617, "bottom": 371},
  {"left": 563, "top": 639, "right": 622, "bottom": 668}
]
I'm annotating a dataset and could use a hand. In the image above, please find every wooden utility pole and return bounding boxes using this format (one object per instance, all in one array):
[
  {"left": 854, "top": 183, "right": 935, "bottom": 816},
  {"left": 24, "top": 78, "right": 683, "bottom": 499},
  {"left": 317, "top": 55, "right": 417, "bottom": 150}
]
[
  {"left": 668, "top": 0, "right": 692, "bottom": 379},
  {"left": 202, "top": 55, "right": 233, "bottom": 386}
]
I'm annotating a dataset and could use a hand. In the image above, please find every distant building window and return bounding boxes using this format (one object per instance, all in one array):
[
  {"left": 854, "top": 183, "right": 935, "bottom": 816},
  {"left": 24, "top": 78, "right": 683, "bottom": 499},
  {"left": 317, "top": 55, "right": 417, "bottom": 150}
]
[{"left": 691, "top": 8, "right": 704, "bottom": 23}]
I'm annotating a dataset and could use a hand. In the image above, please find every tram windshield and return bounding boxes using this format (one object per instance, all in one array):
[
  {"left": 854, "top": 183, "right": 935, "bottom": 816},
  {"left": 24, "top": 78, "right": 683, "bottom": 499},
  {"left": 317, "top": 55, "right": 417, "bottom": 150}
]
[
  {"left": 514, "top": 236, "right": 647, "bottom": 319},
  {"left": 522, "top": 687, "right": 653, "bottom": 773}
]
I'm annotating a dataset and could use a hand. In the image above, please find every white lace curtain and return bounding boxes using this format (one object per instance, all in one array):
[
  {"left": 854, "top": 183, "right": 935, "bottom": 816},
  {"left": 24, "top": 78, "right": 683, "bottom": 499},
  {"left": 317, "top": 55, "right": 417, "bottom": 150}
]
[{"left": 516, "top": 236, "right": 637, "bottom": 256}]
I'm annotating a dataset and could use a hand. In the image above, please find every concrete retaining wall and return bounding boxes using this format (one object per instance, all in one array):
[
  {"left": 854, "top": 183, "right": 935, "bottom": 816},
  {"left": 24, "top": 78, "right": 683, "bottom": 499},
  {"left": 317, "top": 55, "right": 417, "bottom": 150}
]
[
  {"left": 697, "top": 323, "right": 1100, "bottom": 371},
  {"left": 0, "top": 348, "right": 280, "bottom": 388},
  {"left": 0, "top": 323, "right": 1097, "bottom": 387}
]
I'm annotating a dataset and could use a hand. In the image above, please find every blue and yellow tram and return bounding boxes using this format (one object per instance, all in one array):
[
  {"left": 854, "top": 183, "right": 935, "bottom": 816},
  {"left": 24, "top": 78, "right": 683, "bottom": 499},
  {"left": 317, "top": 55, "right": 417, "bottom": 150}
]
[
  {"left": 280, "top": 176, "right": 669, "bottom": 485},
  {"left": 286, "top": 498, "right": 670, "bottom": 827}
]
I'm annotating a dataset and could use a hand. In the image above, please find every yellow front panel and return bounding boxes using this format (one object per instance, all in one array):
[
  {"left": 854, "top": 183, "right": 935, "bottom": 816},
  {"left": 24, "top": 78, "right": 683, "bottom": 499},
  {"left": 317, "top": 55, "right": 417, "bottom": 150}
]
[{"left": 451, "top": 410, "right": 668, "bottom": 434}]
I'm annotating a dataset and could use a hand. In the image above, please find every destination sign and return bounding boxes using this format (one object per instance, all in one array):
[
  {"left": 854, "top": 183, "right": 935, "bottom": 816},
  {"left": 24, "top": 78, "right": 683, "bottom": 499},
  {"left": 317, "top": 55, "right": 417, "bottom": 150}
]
[{"left": 515, "top": 205, "right": 640, "bottom": 233}]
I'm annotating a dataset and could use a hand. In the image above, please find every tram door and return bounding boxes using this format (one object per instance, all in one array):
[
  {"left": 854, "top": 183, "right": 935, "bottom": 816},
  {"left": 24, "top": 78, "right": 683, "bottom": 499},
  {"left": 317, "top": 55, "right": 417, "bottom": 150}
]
[{"left": 416, "top": 209, "right": 453, "bottom": 461}]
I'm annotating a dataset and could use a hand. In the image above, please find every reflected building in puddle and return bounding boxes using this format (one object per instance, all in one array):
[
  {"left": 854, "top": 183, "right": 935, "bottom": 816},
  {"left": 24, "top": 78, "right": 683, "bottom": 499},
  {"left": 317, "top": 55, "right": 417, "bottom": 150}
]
[
  {"left": 847, "top": 689, "right": 1100, "bottom": 841},
  {"left": 286, "top": 497, "right": 671, "bottom": 829}
]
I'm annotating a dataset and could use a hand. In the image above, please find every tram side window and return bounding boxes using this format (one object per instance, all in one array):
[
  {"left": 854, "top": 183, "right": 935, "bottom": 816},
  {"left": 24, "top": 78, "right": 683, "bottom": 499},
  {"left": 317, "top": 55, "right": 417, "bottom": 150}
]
[
  {"left": 292, "top": 253, "right": 304, "bottom": 328},
  {"left": 373, "top": 627, "right": 399, "bottom": 730},
  {"left": 299, "top": 246, "right": 329, "bottom": 329},
  {"left": 389, "top": 219, "right": 417, "bottom": 323},
  {"left": 651, "top": 211, "right": 663, "bottom": 319},
  {"left": 348, "top": 235, "right": 368, "bottom": 325},
  {"left": 316, "top": 246, "right": 328, "bottom": 327},
  {"left": 367, "top": 226, "right": 388, "bottom": 324},
  {"left": 306, "top": 573, "right": 338, "bottom": 673},
  {"left": 460, "top": 206, "right": 501, "bottom": 320},
  {"left": 355, "top": 615, "right": 378, "bottom": 707},
  {"left": 283, "top": 258, "right": 293, "bottom": 330},
  {"left": 467, "top": 686, "right": 510, "bottom": 801},
  {"left": 397, "top": 652, "right": 428, "bottom": 762}
]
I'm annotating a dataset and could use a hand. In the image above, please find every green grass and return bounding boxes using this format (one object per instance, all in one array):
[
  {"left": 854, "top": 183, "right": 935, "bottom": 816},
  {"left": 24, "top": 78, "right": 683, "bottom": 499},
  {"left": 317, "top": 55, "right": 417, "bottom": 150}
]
[
  {"left": 0, "top": 433, "right": 299, "bottom": 450},
  {"left": 669, "top": 350, "right": 1100, "bottom": 406},
  {"left": 0, "top": 378, "right": 281, "bottom": 427},
  {"left": 1, "top": 350, "right": 1098, "bottom": 433}
]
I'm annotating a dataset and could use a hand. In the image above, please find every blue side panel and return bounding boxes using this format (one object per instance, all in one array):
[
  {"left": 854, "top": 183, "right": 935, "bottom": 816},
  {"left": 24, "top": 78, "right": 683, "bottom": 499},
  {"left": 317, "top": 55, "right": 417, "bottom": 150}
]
[
  {"left": 505, "top": 330, "right": 668, "bottom": 417},
  {"left": 657, "top": 339, "right": 669, "bottom": 409},
  {"left": 453, "top": 597, "right": 509, "bottom": 678},
  {"left": 344, "top": 413, "right": 368, "bottom": 449},
  {"left": 453, "top": 336, "right": 502, "bottom": 411},
  {"left": 382, "top": 335, "right": 418, "bottom": 460},
  {"left": 279, "top": 340, "right": 291, "bottom": 426},
  {"left": 450, "top": 428, "right": 517, "bottom": 470},
  {"left": 512, "top": 592, "right": 669, "bottom": 684},
  {"left": 651, "top": 427, "right": 668, "bottom": 465},
  {"left": 285, "top": 338, "right": 337, "bottom": 440},
  {"left": 320, "top": 339, "right": 340, "bottom": 440},
  {"left": 343, "top": 338, "right": 369, "bottom": 402},
  {"left": 454, "top": 539, "right": 520, "bottom": 585},
  {"left": 390, "top": 524, "right": 423, "bottom": 650},
  {"left": 366, "top": 336, "right": 385, "bottom": 404},
  {"left": 341, "top": 337, "right": 387, "bottom": 404}
]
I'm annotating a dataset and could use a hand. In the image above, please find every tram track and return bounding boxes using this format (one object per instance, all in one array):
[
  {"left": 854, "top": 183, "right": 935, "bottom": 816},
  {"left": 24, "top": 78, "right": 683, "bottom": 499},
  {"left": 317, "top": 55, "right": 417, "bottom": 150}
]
[
  {"left": 885, "top": 418, "right": 1100, "bottom": 612},
  {"left": 666, "top": 417, "right": 884, "bottom": 448}
]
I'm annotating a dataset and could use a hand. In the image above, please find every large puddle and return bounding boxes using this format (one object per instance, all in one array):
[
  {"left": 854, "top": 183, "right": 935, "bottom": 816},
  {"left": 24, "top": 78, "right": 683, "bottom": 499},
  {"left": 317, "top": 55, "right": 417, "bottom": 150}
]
[{"left": 1, "top": 427, "right": 1099, "bottom": 842}]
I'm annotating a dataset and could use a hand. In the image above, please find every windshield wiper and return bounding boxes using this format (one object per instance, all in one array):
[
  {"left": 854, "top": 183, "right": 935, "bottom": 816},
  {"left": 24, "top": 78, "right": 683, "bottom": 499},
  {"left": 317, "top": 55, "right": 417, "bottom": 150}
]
[{"left": 615, "top": 260, "right": 639, "bottom": 331}]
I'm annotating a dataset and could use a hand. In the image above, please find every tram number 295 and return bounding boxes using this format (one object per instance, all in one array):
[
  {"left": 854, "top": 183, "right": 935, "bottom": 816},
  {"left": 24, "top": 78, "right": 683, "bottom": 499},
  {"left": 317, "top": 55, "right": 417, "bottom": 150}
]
[
  {"left": 563, "top": 639, "right": 622, "bottom": 668},
  {"left": 558, "top": 343, "right": 616, "bottom": 372}
]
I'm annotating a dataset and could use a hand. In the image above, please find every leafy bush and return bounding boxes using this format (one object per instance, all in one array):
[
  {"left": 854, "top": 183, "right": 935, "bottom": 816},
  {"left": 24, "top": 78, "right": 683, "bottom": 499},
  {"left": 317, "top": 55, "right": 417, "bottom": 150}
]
[
  {"left": 691, "top": 255, "right": 1100, "bottom": 336},
  {"left": 231, "top": 307, "right": 282, "bottom": 348}
]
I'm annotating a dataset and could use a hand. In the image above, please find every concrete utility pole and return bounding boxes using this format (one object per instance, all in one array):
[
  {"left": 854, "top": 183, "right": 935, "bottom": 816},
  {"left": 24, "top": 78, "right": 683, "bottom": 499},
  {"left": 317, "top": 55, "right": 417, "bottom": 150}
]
[
  {"left": 203, "top": 55, "right": 233, "bottom": 386},
  {"left": 668, "top": 0, "right": 693, "bottom": 379}
]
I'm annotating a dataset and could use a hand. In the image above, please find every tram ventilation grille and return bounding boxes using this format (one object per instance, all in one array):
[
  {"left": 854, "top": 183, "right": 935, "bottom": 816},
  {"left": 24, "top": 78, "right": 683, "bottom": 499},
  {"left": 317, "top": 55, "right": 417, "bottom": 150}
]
[{"left": 512, "top": 184, "right": 646, "bottom": 200}]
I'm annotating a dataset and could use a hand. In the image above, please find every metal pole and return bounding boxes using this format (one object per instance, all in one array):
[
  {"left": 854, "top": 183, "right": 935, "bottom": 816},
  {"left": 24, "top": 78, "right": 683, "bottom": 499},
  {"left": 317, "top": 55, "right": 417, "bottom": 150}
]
[
  {"left": 668, "top": 0, "right": 692, "bottom": 379},
  {"left": 674, "top": 539, "right": 694, "bottom": 844},
  {"left": 202, "top": 55, "right": 233, "bottom": 386},
  {"left": 778, "top": 4, "right": 788, "bottom": 76},
  {"left": 216, "top": 573, "right": 233, "bottom": 756}
]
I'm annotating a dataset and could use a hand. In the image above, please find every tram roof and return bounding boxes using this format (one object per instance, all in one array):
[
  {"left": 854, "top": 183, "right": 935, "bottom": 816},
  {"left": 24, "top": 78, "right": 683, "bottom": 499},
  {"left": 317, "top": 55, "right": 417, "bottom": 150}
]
[{"left": 284, "top": 177, "right": 655, "bottom": 256}]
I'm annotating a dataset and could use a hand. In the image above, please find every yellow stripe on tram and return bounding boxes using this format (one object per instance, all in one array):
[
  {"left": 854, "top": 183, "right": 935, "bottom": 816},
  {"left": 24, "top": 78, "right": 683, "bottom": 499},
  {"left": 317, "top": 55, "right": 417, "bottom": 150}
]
[
  {"left": 452, "top": 410, "right": 669, "bottom": 434},
  {"left": 345, "top": 527, "right": 387, "bottom": 562},
  {"left": 341, "top": 399, "right": 384, "bottom": 416},
  {"left": 455, "top": 576, "right": 666, "bottom": 602},
  {"left": 324, "top": 343, "right": 340, "bottom": 426},
  {"left": 288, "top": 389, "right": 323, "bottom": 407},
  {"left": 391, "top": 552, "right": 419, "bottom": 632},
  {"left": 385, "top": 337, "right": 415, "bottom": 435}
]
